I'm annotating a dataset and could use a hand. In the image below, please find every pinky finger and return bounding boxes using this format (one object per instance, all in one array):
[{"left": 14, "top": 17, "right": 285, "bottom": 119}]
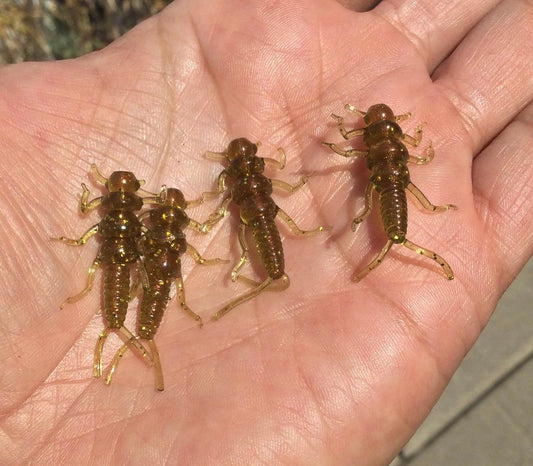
[{"left": 472, "top": 103, "right": 533, "bottom": 283}]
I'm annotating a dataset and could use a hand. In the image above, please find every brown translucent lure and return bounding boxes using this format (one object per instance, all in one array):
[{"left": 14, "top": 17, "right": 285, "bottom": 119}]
[
  {"left": 203, "top": 138, "right": 323, "bottom": 319},
  {"left": 52, "top": 164, "right": 152, "bottom": 382},
  {"left": 323, "top": 103, "right": 456, "bottom": 281},
  {"left": 105, "top": 187, "right": 225, "bottom": 390}
]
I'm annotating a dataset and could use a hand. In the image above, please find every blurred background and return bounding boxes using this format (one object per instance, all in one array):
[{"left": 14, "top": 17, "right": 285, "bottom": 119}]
[{"left": 0, "top": 0, "right": 171, "bottom": 64}]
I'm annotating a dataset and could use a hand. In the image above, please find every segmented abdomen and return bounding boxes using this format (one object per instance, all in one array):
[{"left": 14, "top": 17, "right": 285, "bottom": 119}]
[
  {"left": 251, "top": 214, "right": 285, "bottom": 279},
  {"left": 378, "top": 180, "right": 408, "bottom": 243},
  {"left": 138, "top": 271, "right": 172, "bottom": 340},
  {"left": 104, "top": 263, "right": 130, "bottom": 328},
  {"left": 138, "top": 229, "right": 184, "bottom": 340}
]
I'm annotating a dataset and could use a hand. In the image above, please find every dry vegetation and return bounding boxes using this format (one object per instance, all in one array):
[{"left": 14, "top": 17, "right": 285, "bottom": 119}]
[{"left": 0, "top": 0, "right": 172, "bottom": 64}]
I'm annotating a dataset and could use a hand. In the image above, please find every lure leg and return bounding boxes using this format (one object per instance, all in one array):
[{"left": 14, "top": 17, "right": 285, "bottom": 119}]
[
  {"left": 352, "top": 240, "right": 394, "bottom": 282},
  {"left": 212, "top": 277, "right": 275, "bottom": 321},
  {"left": 90, "top": 163, "right": 109, "bottom": 184},
  {"left": 176, "top": 276, "right": 203, "bottom": 326},
  {"left": 51, "top": 224, "right": 99, "bottom": 246},
  {"left": 201, "top": 168, "right": 228, "bottom": 194},
  {"left": 321, "top": 142, "right": 367, "bottom": 158},
  {"left": 185, "top": 193, "right": 212, "bottom": 208},
  {"left": 403, "top": 239, "right": 454, "bottom": 280},
  {"left": 408, "top": 147, "right": 434, "bottom": 165},
  {"left": 189, "top": 196, "right": 233, "bottom": 234},
  {"left": 352, "top": 182, "right": 374, "bottom": 231},
  {"left": 94, "top": 327, "right": 110, "bottom": 377},
  {"left": 201, "top": 196, "right": 232, "bottom": 232},
  {"left": 105, "top": 337, "right": 160, "bottom": 389},
  {"left": 271, "top": 175, "right": 312, "bottom": 193},
  {"left": 104, "top": 342, "right": 129, "bottom": 385},
  {"left": 205, "top": 150, "right": 230, "bottom": 162},
  {"left": 59, "top": 259, "right": 100, "bottom": 308},
  {"left": 196, "top": 169, "right": 228, "bottom": 220},
  {"left": 148, "top": 340, "right": 164, "bottom": 391},
  {"left": 237, "top": 273, "right": 290, "bottom": 291},
  {"left": 407, "top": 183, "right": 457, "bottom": 212},
  {"left": 402, "top": 125, "right": 424, "bottom": 147},
  {"left": 264, "top": 148, "right": 287, "bottom": 170},
  {"left": 394, "top": 112, "right": 411, "bottom": 122},
  {"left": 188, "top": 216, "right": 224, "bottom": 234},
  {"left": 79, "top": 184, "right": 103, "bottom": 213},
  {"left": 344, "top": 103, "right": 367, "bottom": 118},
  {"left": 401, "top": 124, "right": 435, "bottom": 164},
  {"left": 128, "top": 259, "right": 151, "bottom": 301},
  {"left": 276, "top": 209, "right": 324, "bottom": 235},
  {"left": 330, "top": 112, "right": 365, "bottom": 140},
  {"left": 186, "top": 244, "right": 228, "bottom": 266},
  {"left": 231, "top": 224, "right": 249, "bottom": 281},
  {"left": 117, "top": 326, "right": 153, "bottom": 362},
  {"left": 95, "top": 326, "right": 152, "bottom": 378},
  {"left": 190, "top": 186, "right": 225, "bottom": 209}
]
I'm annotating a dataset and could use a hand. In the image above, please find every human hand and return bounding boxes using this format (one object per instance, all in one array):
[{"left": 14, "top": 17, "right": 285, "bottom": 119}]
[{"left": 0, "top": 0, "right": 531, "bottom": 464}]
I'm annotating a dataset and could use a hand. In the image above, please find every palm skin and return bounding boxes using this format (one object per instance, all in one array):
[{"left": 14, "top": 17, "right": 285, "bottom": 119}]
[{"left": 0, "top": 0, "right": 532, "bottom": 464}]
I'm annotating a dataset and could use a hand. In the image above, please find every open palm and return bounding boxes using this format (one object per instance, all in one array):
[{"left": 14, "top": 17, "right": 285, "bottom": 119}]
[{"left": 1, "top": 0, "right": 532, "bottom": 464}]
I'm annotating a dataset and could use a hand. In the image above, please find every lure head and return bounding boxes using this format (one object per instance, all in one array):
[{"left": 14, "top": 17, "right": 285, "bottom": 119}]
[
  {"left": 226, "top": 138, "right": 258, "bottom": 161},
  {"left": 364, "top": 104, "right": 395, "bottom": 125},
  {"left": 106, "top": 171, "right": 142, "bottom": 193},
  {"left": 151, "top": 187, "right": 189, "bottom": 228},
  {"left": 363, "top": 104, "right": 404, "bottom": 146},
  {"left": 161, "top": 187, "right": 187, "bottom": 209}
]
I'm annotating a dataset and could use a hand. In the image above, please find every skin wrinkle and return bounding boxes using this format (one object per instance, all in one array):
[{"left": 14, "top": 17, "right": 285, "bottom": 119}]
[
  {"left": 271, "top": 27, "right": 325, "bottom": 142},
  {"left": 473, "top": 186, "right": 527, "bottom": 281},
  {"left": 378, "top": 1, "right": 433, "bottom": 65},
  {"left": 433, "top": 12, "right": 532, "bottom": 146},
  {"left": 87, "top": 424, "right": 99, "bottom": 466},
  {"left": 162, "top": 323, "right": 264, "bottom": 364},
  {"left": 187, "top": 12, "right": 232, "bottom": 136},
  {"left": 165, "top": 431, "right": 178, "bottom": 466},
  {"left": 24, "top": 390, "right": 96, "bottom": 462},
  {"left": 1, "top": 200, "right": 55, "bottom": 313},
  {"left": 149, "top": 14, "right": 181, "bottom": 180},
  {"left": 20, "top": 335, "right": 139, "bottom": 455},
  {"left": 79, "top": 65, "right": 106, "bottom": 147},
  {"left": 290, "top": 313, "right": 374, "bottom": 455},
  {"left": 359, "top": 281, "right": 451, "bottom": 394},
  {"left": 16, "top": 86, "right": 169, "bottom": 120},
  {"left": 431, "top": 280, "right": 478, "bottom": 368},
  {"left": 313, "top": 170, "right": 376, "bottom": 274},
  {"left": 262, "top": 364, "right": 326, "bottom": 462},
  {"left": 355, "top": 266, "right": 467, "bottom": 395},
  {"left": 69, "top": 116, "right": 165, "bottom": 153},
  {"left": 461, "top": 236, "right": 500, "bottom": 321},
  {"left": 113, "top": 416, "right": 137, "bottom": 464},
  {"left": 100, "top": 88, "right": 143, "bottom": 161},
  {"left": 6, "top": 106, "right": 101, "bottom": 152},
  {"left": 293, "top": 348, "right": 344, "bottom": 435},
  {"left": 316, "top": 16, "right": 326, "bottom": 112},
  {"left": 432, "top": 81, "right": 480, "bottom": 154},
  {"left": 13, "top": 96, "right": 162, "bottom": 171},
  {"left": 476, "top": 115, "right": 533, "bottom": 212},
  {"left": 472, "top": 134, "right": 533, "bottom": 272}
]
